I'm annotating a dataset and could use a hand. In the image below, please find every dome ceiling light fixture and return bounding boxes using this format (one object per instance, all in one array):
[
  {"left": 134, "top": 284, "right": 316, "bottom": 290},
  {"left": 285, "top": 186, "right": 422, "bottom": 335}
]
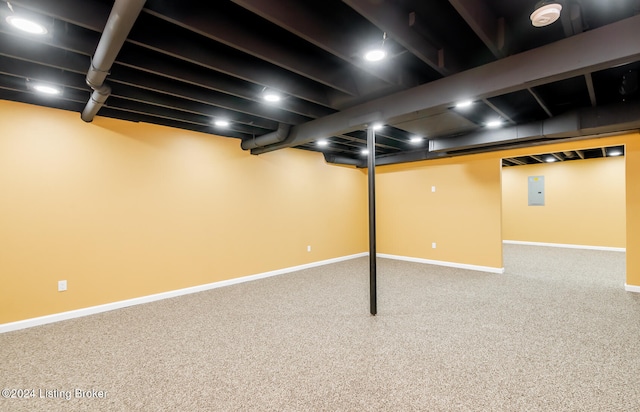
[{"left": 530, "top": 2, "right": 563, "bottom": 27}]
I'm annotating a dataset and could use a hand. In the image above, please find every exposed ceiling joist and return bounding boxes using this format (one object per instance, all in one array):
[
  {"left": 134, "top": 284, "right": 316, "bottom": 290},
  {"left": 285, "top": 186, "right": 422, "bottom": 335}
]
[
  {"left": 506, "top": 157, "right": 526, "bottom": 165},
  {"left": 8, "top": 0, "right": 336, "bottom": 108},
  {"left": 335, "top": 133, "right": 402, "bottom": 152},
  {"left": 343, "top": 0, "right": 461, "bottom": 75},
  {"left": 447, "top": 0, "right": 506, "bottom": 58},
  {"left": 561, "top": 1, "right": 585, "bottom": 37},
  {"left": 127, "top": 19, "right": 333, "bottom": 108},
  {"left": 0, "top": 33, "right": 311, "bottom": 126},
  {"left": 3, "top": 0, "right": 640, "bottom": 166},
  {"left": 584, "top": 73, "right": 597, "bottom": 107},
  {"left": 5, "top": 0, "right": 111, "bottom": 31},
  {"left": 500, "top": 145, "right": 623, "bottom": 168},
  {"left": 4, "top": 18, "right": 329, "bottom": 119},
  {"left": 428, "top": 102, "right": 640, "bottom": 152},
  {"left": 530, "top": 155, "right": 544, "bottom": 163},
  {"left": 482, "top": 98, "right": 515, "bottom": 124},
  {"left": 0, "top": 55, "right": 275, "bottom": 131},
  {"left": 527, "top": 87, "right": 553, "bottom": 117},
  {"left": 251, "top": 15, "right": 640, "bottom": 154},
  {"left": 142, "top": 4, "right": 360, "bottom": 97},
  {"left": 230, "top": 0, "right": 415, "bottom": 88}
]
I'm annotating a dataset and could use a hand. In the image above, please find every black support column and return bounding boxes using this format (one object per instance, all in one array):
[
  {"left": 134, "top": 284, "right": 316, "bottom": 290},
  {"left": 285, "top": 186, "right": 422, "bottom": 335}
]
[{"left": 367, "top": 126, "right": 377, "bottom": 316}]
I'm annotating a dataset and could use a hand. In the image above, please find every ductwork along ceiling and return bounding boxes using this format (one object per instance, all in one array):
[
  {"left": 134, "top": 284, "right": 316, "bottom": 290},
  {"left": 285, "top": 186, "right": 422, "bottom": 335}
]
[{"left": 1, "top": 0, "right": 639, "bottom": 166}]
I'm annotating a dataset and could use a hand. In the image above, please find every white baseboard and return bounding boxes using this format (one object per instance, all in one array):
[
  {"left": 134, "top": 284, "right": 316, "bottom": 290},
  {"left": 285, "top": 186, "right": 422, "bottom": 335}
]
[
  {"left": 503, "top": 240, "right": 625, "bottom": 252},
  {"left": 0, "top": 252, "right": 368, "bottom": 334},
  {"left": 377, "top": 253, "right": 505, "bottom": 274},
  {"left": 625, "top": 284, "right": 640, "bottom": 293}
]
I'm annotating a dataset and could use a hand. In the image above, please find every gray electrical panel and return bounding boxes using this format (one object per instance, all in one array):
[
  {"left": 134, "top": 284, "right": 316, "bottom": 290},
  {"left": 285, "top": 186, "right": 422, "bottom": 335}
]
[{"left": 528, "top": 176, "right": 545, "bottom": 206}]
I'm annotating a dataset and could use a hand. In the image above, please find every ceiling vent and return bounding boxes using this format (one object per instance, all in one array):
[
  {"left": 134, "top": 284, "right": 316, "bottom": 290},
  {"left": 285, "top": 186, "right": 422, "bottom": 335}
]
[{"left": 530, "top": 2, "right": 563, "bottom": 27}]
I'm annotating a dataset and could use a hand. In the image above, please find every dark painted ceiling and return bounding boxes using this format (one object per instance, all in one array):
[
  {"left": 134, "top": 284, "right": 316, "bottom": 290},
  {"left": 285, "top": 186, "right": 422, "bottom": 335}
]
[
  {"left": 1, "top": 0, "right": 639, "bottom": 167},
  {"left": 502, "top": 145, "right": 624, "bottom": 167}
]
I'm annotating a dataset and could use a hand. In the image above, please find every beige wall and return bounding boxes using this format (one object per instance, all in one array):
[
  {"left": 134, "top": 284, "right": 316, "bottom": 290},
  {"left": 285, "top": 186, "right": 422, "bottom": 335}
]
[
  {"left": 377, "top": 155, "right": 504, "bottom": 270},
  {"left": 0, "top": 101, "right": 368, "bottom": 324},
  {"left": 502, "top": 156, "right": 626, "bottom": 248}
]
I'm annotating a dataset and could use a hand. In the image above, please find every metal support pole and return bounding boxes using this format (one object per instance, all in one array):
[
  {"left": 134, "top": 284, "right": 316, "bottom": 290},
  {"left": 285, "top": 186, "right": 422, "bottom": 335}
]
[{"left": 367, "top": 127, "right": 377, "bottom": 316}]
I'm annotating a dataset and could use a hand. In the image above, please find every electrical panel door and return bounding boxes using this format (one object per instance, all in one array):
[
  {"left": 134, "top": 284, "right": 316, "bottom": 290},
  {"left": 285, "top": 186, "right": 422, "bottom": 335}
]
[{"left": 528, "top": 176, "right": 545, "bottom": 206}]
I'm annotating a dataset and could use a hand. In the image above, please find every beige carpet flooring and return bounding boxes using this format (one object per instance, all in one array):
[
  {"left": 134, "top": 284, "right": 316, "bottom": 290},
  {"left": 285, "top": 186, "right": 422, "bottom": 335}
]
[{"left": 1, "top": 244, "right": 639, "bottom": 411}]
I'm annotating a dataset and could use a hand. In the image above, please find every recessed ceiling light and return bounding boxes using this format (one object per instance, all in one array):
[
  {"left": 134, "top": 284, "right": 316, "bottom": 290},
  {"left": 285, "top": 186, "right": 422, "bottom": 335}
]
[
  {"left": 372, "top": 123, "right": 383, "bottom": 131},
  {"left": 361, "top": 149, "right": 369, "bottom": 155},
  {"left": 365, "top": 32, "right": 388, "bottom": 62},
  {"left": 608, "top": 150, "right": 622, "bottom": 157},
  {"left": 364, "top": 48, "right": 387, "bottom": 62},
  {"left": 456, "top": 100, "right": 473, "bottom": 109},
  {"left": 486, "top": 120, "right": 503, "bottom": 128},
  {"left": 6, "top": 16, "right": 48, "bottom": 35},
  {"left": 410, "top": 136, "right": 423, "bottom": 144},
  {"left": 263, "top": 92, "right": 281, "bottom": 102},
  {"left": 32, "top": 84, "right": 61, "bottom": 95},
  {"left": 214, "top": 119, "right": 230, "bottom": 127},
  {"left": 530, "top": 3, "right": 562, "bottom": 27},
  {"left": 317, "top": 139, "right": 328, "bottom": 147},
  {"left": 545, "top": 156, "right": 557, "bottom": 162}
]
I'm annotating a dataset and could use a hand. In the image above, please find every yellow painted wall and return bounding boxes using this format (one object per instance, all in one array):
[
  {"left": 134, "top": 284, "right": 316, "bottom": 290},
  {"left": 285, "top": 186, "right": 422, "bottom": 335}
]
[
  {"left": 377, "top": 156, "right": 504, "bottom": 269},
  {"left": 2, "top": 100, "right": 639, "bottom": 325},
  {"left": 502, "top": 156, "right": 625, "bottom": 247},
  {"left": 375, "top": 132, "right": 640, "bottom": 287},
  {"left": 494, "top": 134, "right": 639, "bottom": 287},
  {"left": 626, "top": 136, "right": 640, "bottom": 287},
  {"left": 0, "top": 100, "right": 368, "bottom": 324}
]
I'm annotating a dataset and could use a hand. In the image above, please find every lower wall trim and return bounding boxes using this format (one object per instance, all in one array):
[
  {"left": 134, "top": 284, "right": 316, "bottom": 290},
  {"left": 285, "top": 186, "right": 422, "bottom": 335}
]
[
  {"left": 377, "top": 253, "right": 505, "bottom": 274},
  {"left": 625, "top": 284, "right": 640, "bottom": 293},
  {"left": 503, "top": 240, "right": 626, "bottom": 252},
  {"left": 0, "top": 252, "right": 367, "bottom": 334}
]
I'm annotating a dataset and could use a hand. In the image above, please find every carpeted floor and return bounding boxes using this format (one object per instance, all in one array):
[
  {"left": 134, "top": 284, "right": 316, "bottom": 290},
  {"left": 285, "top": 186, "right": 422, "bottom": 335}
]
[{"left": 1, "top": 245, "right": 639, "bottom": 411}]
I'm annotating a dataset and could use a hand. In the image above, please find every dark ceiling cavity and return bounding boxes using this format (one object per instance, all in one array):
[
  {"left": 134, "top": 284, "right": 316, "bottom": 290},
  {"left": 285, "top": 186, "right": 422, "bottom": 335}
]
[{"left": 502, "top": 145, "right": 625, "bottom": 167}]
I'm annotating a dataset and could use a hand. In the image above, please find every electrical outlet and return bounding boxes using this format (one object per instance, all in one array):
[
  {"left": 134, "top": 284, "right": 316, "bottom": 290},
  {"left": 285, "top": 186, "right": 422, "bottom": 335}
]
[
  {"left": 432, "top": 242, "right": 437, "bottom": 249},
  {"left": 307, "top": 245, "right": 311, "bottom": 252},
  {"left": 431, "top": 186, "right": 436, "bottom": 192},
  {"left": 58, "top": 280, "right": 67, "bottom": 292}
]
